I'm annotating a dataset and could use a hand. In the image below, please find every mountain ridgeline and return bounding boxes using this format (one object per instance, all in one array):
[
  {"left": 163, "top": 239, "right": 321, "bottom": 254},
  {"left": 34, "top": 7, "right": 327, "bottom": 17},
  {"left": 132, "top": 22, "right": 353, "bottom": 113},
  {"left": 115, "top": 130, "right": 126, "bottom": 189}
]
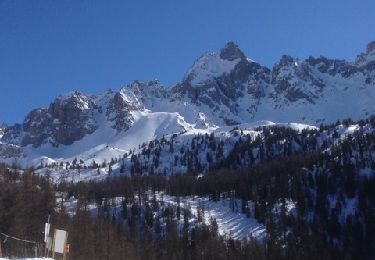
[{"left": 2, "top": 41, "right": 375, "bottom": 148}]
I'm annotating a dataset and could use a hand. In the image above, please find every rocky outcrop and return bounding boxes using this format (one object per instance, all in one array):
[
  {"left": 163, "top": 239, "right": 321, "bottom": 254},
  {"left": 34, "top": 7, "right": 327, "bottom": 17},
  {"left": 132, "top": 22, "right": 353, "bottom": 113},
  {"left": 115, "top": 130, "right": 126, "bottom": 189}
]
[
  {"left": 45, "top": 92, "right": 97, "bottom": 146},
  {"left": 272, "top": 55, "right": 325, "bottom": 104},
  {"left": 0, "top": 143, "right": 22, "bottom": 158},
  {"left": 0, "top": 124, "right": 6, "bottom": 139},
  {"left": 219, "top": 41, "right": 246, "bottom": 61},
  {"left": 105, "top": 81, "right": 164, "bottom": 132},
  {"left": 2, "top": 124, "right": 22, "bottom": 145},
  {"left": 367, "top": 41, "right": 375, "bottom": 54},
  {"left": 3, "top": 92, "right": 98, "bottom": 147}
]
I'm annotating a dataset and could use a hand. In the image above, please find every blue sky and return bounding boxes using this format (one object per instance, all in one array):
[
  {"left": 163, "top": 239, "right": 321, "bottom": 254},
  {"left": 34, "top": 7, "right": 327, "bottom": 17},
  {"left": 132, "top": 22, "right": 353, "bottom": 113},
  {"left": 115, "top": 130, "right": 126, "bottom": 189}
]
[{"left": 0, "top": 0, "right": 374, "bottom": 124}]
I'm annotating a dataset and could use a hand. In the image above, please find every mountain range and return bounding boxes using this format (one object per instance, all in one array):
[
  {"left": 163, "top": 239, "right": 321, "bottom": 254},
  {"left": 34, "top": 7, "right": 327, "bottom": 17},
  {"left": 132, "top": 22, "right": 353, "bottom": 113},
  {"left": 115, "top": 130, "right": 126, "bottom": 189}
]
[{"left": 1, "top": 40, "right": 375, "bottom": 168}]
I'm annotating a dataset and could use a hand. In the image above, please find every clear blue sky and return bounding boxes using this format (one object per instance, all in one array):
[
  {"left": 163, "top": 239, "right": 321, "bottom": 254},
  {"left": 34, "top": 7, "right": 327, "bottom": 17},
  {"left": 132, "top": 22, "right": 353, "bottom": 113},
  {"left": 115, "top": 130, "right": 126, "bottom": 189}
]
[{"left": 0, "top": 0, "right": 374, "bottom": 124}]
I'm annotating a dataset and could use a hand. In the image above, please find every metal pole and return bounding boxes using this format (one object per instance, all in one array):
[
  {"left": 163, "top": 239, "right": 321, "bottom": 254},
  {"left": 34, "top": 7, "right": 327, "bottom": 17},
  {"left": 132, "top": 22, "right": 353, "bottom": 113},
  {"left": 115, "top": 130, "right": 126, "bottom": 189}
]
[{"left": 44, "top": 214, "right": 50, "bottom": 258}]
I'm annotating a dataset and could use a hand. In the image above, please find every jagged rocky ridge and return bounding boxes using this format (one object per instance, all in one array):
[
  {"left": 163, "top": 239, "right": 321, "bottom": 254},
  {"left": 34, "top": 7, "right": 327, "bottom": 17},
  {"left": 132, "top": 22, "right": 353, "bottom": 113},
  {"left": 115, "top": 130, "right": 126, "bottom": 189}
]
[{"left": 1, "top": 41, "right": 375, "bottom": 160}]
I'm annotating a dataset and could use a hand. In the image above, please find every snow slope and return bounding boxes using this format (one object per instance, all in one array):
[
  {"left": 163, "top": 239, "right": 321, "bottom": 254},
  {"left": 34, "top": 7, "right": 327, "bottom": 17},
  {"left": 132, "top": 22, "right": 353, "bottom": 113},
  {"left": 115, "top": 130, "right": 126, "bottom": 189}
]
[
  {"left": 16, "top": 110, "right": 191, "bottom": 167},
  {"left": 60, "top": 192, "right": 267, "bottom": 241},
  {"left": 184, "top": 52, "right": 241, "bottom": 86},
  {"left": 31, "top": 120, "right": 316, "bottom": 183},
  {"left": 159, "top": 194, "right": 267, "bottom": 240}
]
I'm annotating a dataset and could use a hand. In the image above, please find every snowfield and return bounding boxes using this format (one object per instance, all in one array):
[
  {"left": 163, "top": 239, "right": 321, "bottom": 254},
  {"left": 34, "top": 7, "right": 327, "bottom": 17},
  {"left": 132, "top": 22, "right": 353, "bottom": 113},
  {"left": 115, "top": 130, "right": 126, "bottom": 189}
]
[
  {"left": 159, "top": 194, "right": 267, "bottom": 241},
  {"left": 60, "top": 192, "right": 267, "bottom": 242}
]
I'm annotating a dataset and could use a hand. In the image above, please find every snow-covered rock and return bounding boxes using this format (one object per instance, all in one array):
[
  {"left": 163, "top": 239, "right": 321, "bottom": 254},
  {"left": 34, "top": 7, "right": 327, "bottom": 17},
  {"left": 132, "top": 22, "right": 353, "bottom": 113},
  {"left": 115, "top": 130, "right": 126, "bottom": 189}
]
[{"left": 0, "top": 124, "right": 6, "bottom": 140}]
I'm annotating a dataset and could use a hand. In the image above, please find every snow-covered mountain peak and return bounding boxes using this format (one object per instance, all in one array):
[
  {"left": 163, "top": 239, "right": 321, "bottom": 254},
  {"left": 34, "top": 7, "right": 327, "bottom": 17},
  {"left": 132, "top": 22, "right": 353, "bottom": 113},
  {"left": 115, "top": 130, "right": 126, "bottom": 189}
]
[
  {"left": 179, "top": 41, "right": 254, "bottom": 88},
  {"left": 219, "top": 41, "right": 246, "bottom": 61},
  {"left": 123, "top": 80, "right": 164, "bottom": 98},
  {"left": 183, "top": 52, "right": 241, "bottom": 86},
  {"left": 182, "top": 42, "right": 253, "bottom": 87},
  {"left": 274, "top": 55, "right": 298, "bottom": 67},
  {"left": 56, "top": 91, "right": 94, "bottom": 110}
]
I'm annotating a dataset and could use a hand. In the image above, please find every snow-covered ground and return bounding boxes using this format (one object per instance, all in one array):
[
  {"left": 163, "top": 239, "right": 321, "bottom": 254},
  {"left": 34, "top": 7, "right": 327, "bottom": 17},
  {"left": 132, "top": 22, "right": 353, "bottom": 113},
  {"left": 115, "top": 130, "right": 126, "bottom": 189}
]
[
  {"left": 60, "top": 192, "right": 267, "bottom": 242},
  {"left": 159, "top": 194, "right": 267, "bottom": 241}
]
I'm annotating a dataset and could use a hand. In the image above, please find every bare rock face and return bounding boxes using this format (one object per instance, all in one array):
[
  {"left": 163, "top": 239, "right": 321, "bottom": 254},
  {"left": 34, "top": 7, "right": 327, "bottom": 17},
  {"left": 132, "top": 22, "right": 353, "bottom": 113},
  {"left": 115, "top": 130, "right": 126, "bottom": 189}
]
[
  {"left": 271, "top": 55, "right": 325, "bottom": 104},
  {"left": 46, "top": 92, "right": 97, "bottom": 146},
  {"left": 219, "top": 41, "right": 246, "bottom": 61},
  {"left": 358, "top": 42, "right": 375, "bottom": 85},
  {"left": 106, "top": 92, "right": 136, "bottom": 132},
  {"left": 306, "top": 56, "right": 350, "bottom": 76},
  {"left": 11, "top": 92, "right": 98, "bottom": 147},
  {"left": 0, "top": 124, "right": 6, "bottom": 139},
  {"left": 0, "top": 143, "right": 22, "bottom": 158},
  {"left": 126, "top": 80, "right": 168, "bottom": 104},
  {"left": 106, "top": 82, "right": 145, "bottom": 132},
  {"left": 1, "top": 124, "right": 22, "bottom": 145},
  {"left": 21, "top": 108, "right": 51, "bottom": 146}
]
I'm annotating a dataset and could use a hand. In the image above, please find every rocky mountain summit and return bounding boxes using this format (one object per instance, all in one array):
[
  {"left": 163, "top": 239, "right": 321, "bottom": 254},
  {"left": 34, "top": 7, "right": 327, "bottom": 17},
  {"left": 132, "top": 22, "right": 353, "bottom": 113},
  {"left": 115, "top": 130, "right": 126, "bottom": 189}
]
[{"left": 2, "top": 40, "right": 375, "bottom": 152}]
